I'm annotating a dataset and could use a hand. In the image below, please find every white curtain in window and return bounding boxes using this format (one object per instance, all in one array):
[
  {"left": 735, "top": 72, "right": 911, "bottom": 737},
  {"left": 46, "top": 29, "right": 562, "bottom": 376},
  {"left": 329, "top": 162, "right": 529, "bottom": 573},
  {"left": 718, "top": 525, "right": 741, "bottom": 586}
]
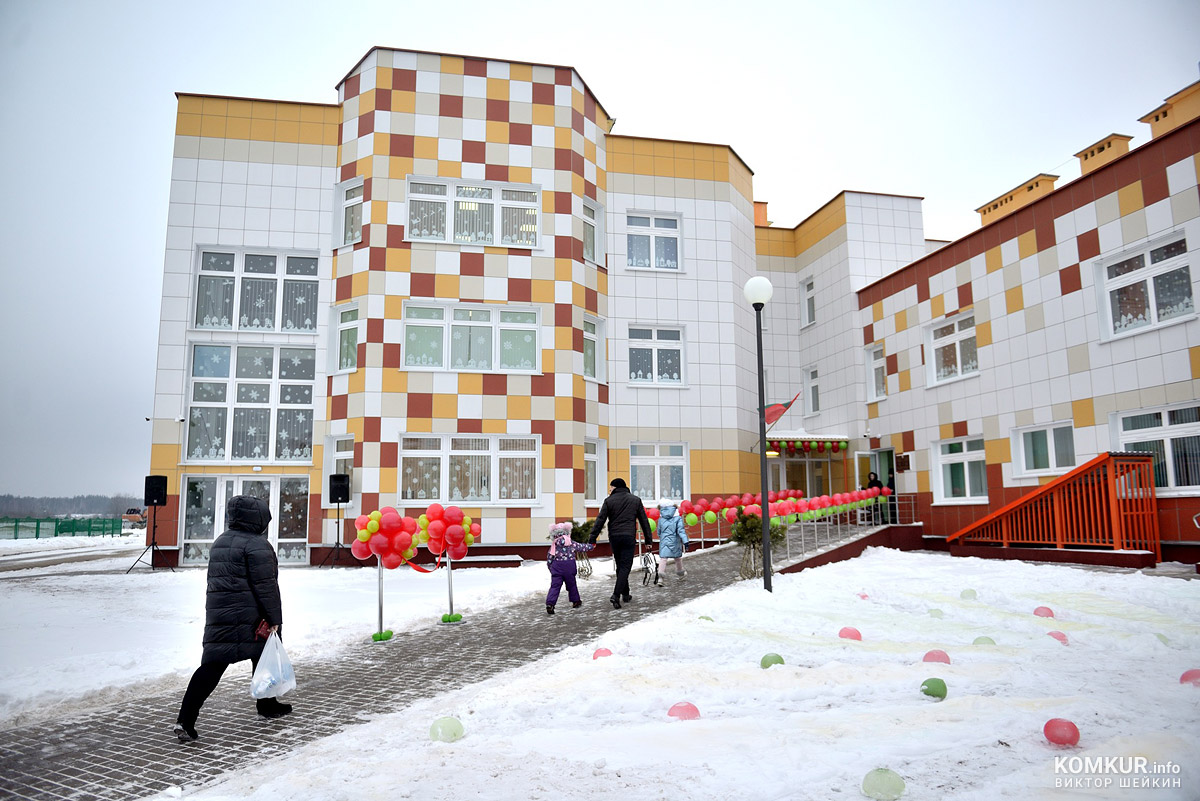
[
  {"left": 187, "top": 408, "right": 227, "bottom": 459},
  {"left": 659, "top": 464, "right": 684, "bottom": 499},
  {"left": 1155, "top": 266, "right": 1193, "bottom": 321},
  {"left": 451, "top": 324, "right": 493, "bottom": 369},
  {"left": 339, "top": 327, "right": 358, "bottom": 370},
  {"left": 401, "top": 456, "right": 441, "bottom": 500},
  {"left": 232, "top": 408, "right": 271, "bottom": 460},
  {"left": 629, "top": 348, "right": 653, "bottom": 381},
  {"left": 239, "top": 278, "right": 276, "bottom": 329},
  {"left": 501, "top": 206, "right": 537, "bottom": 246},
  {"left": 281, "top": 280, "right": 317, "bottom": 331},
  {"left": 450, "top": 454, "right": 491, "bottom": 501},
  {"left": 195, "top": 276, "right": 234, "bottom": 328},
  {"left": 630, "top": 465, "right": 656, "bottom": 499},
  {"left": 275, "top": 409, "right": 312, "bottom": 461},
  {"left": 498, "top": 456, "right": 535, "bottom": 500},
  {"left": 405, "top": 325, "right": 444, "bottom": 366},
  {"left": 499, "top": 329, "right": 535, "bottom": 369},
  {"left": 627, "top": 234, "right": 651, "bottom": 268},
  {"left": 409, "top": 199, "right": 446, "bottom": 239},
  {"left": 657, "top": 348, "right": 681, "bottom": 382},
  {"left": 655, "top": 237, "right": 678, "bottom": 269},
  {"left": 454, "top": 201, "right": 494, "bottom": 244}
]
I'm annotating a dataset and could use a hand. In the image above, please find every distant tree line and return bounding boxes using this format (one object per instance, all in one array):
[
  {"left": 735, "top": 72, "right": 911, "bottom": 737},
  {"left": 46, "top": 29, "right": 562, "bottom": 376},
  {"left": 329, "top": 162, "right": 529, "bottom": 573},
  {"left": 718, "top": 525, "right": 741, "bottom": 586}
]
[{"left": 0, "top": 494, "right": 142, "bottom": 518}]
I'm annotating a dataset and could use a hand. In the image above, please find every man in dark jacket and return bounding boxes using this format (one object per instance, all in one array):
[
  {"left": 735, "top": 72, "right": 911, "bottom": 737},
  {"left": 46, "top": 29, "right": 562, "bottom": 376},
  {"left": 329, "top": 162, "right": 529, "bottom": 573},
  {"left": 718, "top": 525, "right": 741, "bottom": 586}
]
[
  {"left": 588, "top": 477, "right": 653, "bottom": 610},
  {"left": 174, "top": 495, "right": 291, "bottom": 742}
]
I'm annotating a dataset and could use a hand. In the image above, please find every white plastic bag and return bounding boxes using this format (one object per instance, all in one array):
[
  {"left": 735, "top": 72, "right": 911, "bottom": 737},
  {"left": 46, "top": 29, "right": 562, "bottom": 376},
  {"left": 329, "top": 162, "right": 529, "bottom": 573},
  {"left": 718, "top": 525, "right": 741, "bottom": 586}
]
[{"left": 250, "top": 631, "right": 296, "bottom": 699}]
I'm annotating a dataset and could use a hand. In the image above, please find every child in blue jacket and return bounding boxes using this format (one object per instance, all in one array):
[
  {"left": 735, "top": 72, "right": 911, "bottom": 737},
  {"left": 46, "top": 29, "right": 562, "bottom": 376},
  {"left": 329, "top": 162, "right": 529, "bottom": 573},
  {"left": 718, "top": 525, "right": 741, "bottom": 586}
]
[
  {"left": 655, "top": 499, "right": 688, "bottom": 585},
  {"left": 546, "top": 522, "right": 594, "bottom": 614}
]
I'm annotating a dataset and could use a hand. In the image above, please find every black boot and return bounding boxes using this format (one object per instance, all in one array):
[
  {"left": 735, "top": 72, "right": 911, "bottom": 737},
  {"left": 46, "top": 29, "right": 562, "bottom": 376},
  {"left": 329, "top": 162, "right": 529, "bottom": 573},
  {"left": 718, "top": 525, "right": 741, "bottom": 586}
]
[
  {"left": 546, "top": 604, "right": 555, "bottom": 615},
  {"left": 572, "top": 600, "right": 582, "bottom": 608},
  {"left": 173, "top": 721, "right": 198, "bottom": 742},
  {"left": 257, "top": 698, "right": 293, "bottom": 719},
  {"left": 610, "top": 597, "right": 621, "bottom": 609}
]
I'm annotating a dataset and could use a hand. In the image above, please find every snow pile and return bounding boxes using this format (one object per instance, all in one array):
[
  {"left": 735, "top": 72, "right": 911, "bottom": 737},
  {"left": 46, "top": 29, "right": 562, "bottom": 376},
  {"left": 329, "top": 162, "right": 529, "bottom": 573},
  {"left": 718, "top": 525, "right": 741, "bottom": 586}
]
[{"left": 154, "top": 548, "right": 1198, "bottom": 801}]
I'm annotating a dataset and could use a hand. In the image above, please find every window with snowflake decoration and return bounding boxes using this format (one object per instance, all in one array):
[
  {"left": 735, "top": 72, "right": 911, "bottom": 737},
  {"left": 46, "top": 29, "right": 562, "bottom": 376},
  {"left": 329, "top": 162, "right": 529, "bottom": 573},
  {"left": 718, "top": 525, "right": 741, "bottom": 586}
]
[
  {"left": 926, "top": 312, "right": 978, "bottom": 386},
  {"left": 403, "top": 302, "right": 540, "bottom": 373},
  {"left": 193, "top": 250, "right": 318, "bottom": 334},
  {"left": 398, "top": 434, "right": 540, "bottom": 505},
  {"left": 405, "top": 177, "right": 540, "bottom": 249},
  {"left": 277, "top": 477, "right": 309, "bottom": 561},
  {"left": 1100, "top": 234, "right": 1193, "bottom": 338},
  {"left": 333, "top": 178, "right": 364, "bottom": 248},
  {"left": 628, "top": 326, "right": 684, "bottom": 385},
  {"left": 451, "top": 309, "right": 493, "bottom": 370},
  {"left": 629, "top": 442, "right": 688, "bottom": 501},
  {"left": 625, "top": 214, "right": 680, "bottom": 270}
]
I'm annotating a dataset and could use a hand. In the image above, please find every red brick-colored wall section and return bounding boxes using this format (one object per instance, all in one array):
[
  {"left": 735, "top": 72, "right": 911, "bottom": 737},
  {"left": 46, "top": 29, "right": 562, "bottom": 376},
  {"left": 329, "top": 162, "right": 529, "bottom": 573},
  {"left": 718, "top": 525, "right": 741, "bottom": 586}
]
[{"left": 1159, "top": 497, "right": 1200, "bottom": 543}]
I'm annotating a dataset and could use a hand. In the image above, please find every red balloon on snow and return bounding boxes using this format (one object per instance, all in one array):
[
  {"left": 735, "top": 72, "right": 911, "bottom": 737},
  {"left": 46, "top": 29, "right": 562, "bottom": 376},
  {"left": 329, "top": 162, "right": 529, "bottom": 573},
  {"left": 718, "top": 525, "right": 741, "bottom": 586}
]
[
  {"left": 923, "top": 649, "right": 951, "bottom": 664},
  {"left": 1043, "top": 718, "right": 1080, "bottom": 746},
  {"left": 839, "top": 627, "right": 862, "bottom": 641}
]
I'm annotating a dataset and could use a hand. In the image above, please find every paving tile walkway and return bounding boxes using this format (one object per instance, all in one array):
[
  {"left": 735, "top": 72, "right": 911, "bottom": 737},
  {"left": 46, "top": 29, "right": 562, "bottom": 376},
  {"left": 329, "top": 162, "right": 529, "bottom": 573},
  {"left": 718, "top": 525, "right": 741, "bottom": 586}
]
[{"left": 0, "top": 541, "right": 762, "bottom": 801}]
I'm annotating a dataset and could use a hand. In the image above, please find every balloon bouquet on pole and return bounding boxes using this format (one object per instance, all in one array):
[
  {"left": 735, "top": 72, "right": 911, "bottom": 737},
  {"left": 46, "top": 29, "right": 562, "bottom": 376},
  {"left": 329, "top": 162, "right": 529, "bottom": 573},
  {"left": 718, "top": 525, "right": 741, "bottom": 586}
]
[{"left": 349, "top": 503, "right": 480, "bottom": 639}]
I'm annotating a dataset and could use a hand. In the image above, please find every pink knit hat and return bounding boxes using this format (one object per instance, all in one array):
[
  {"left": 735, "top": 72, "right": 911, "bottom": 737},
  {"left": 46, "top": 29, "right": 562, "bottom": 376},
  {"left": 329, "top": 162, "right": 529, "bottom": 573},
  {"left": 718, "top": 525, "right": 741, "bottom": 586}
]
[{"left": 548, "top": 521, "right": 573, "bottom": 555}]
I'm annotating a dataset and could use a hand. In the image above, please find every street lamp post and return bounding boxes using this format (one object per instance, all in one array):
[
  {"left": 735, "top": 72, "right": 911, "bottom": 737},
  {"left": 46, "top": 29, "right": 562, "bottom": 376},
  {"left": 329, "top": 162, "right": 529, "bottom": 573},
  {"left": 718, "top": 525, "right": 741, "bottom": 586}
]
[{"left": 743, "top": 275, "right": 774, "bottom": 592}]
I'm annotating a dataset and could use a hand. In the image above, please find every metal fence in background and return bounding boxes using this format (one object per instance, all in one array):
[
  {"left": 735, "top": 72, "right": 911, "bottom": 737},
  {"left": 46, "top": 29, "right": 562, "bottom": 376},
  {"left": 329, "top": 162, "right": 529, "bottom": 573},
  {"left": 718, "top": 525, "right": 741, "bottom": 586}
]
[{"left": 0, "top": 517, "right": 123, "bottom": 539}]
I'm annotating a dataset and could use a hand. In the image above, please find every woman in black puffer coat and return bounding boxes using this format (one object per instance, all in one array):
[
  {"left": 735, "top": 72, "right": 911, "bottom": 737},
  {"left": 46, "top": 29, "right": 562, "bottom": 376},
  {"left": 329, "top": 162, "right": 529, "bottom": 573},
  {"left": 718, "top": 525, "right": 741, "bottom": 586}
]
[{"left": 174, "top": 495, "right": 292, "bottom": 742}]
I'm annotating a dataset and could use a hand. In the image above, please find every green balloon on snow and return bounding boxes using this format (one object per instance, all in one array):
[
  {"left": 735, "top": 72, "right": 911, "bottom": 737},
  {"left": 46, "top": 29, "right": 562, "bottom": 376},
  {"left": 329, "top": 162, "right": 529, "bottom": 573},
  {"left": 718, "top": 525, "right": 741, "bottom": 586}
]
[
  {"left": 760, "top": 653, "right": 784, "bottom": 669},
  {"left": 973, "top": 636, "right": 996, "bottom": 646},
  {"left": 920, "top": 677, "right": 947, "bottom": 699},
  {"left": 960, "top": 589, "right": 977, "bottom": 600},
  {"left": 429, "top": 716, "right": 464, "bottom": 742},
  {"left": 862, "top": 767, "right": 906, "bottom": 800}
]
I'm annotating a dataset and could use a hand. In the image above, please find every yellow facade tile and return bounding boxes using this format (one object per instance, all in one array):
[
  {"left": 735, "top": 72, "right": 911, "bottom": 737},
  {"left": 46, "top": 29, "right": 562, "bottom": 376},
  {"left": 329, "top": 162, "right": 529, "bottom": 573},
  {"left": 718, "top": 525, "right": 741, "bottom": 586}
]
[
  {"left": 408, "top": 417, "right": 433, "bottom": 433},
  {"left": 608, "top": 137, "right": 632, "bottom": 154},
  {"left": 1191, "top": 345, "right": 1200, "bottom": 378},
  {"left": 434, "top": 275, "right": 459, "bottom": 297},
  {"left": 486, "top": 121, "right": 509, "bottom": 142},
  {"left": 532, "top": 279, "right": 556, "bottom": 305},
  {"left": 651, "top": 156, "right": 671, "bottom": 177},
  {"left": 894, "top": 308, "right": 907, "bottom": 332},
  {"left": 430, "top": 393, "right": 456, "bottom": 418},
  {"left": 1006, "top": 285, "right": 1024, "bottom": 314},
  {"left": 275, "top": 120, "right": 299, "bottom": 143},
  {"left": 200, "top": 116, "right": 227, "bottom": 138},
  {"left": 554, "top": 259, "right": 574, "bottom": 282},
  {"left": 225, "top": 99, "right": 253, "bottom": 118},
  {"left": 985, "top": 438, "right": 1010, "bottom": 464},
  {"left": 481, "top": 418, "right": 506, "bottom": 434},
  {"left": 1117, "top": 181, "right": 1144, "bottom": 216},
  {"left": 917, "top": 470, "right": 930, "bottom": 494},
  {"left": 275, "top": 103, "right": 300, "bottom": 121},
  {"left": 899, "top": 370, "right": 911, "bottom": 393},
  {"left": 1072, "top": 398, "right": 1096, "bottom": 428},
  {"left": 176, "top": 112, "right": 202, "bottom": 137},
  {"left": 150, "top": 443, "right": 180, "bottom": 473},
  {"left": 510, "top": 63, "right": 532, "bottom": 82},
  {"left": 392, "top": 90, "right": 416, "bottom": 114},
  {"left": 510, "top": 166, "right": 532, "bottom": 184},
  {"left": 571, "top": 173, "right": 584, "bottom": 197},
  {"left": 414, "top": 136, "right": 438, "bottom": 160},
  {"left": 379, "top": 467, "right": 397, "bottom": 494},
  {"left": 177, "top": 95, "right": 205, "bottom": 114},
  {"left": 610, "top": 152, "right": 634, "bottom": 175},
  {"left": 298, "top": 121, "right": 324, "bottom": 144},
  {"left": 631, "top": 138, "right": 653, "bottom": 156},
  {"left": 872, "top": 301, "right": 884, "bottom": 323},
  {"left": 1018, "top": 229, "right": 1037, "bottom": 259},
  {"left": 713, "top": 161, "right": 729, "bottom": 182},
  {"left": 554, "top": 327, "right": 573, "bottom": 350},
  {"left": 532, "top": 105, "right": 555, "bottom": 126},
  {"left": 381, "top": 370, "right": 407, "bottom": 394},
  {"left": 931, "top": 294, "right": 945, "bottom": 320},
  {"left": 986, "top": 246, "right": 1003, "bottom": 273},
  {"left": 348, "top": 369, "right": 365, "bottom": 394},
  {"left": 249, "top": 118, "right": 275, "bottom": 140},
  {"left": 323, "top": 124, "right": 338, "bottom": 146},
  {"left": 436, "top": 160, "right": 462, "bottom": 178},
  {"left": 939, "top": 422, "right": 955, "bottom": 440},
  {"left": 440, "top": 56, "right": 464, "bottom": 75},
  {"left": 351, "top": 271, "right": 369, "bottom": 298},
  {"left": 867, "top": 402, "right": 879, "bottom": 419},
  {"left": 976, "top": 320, "right": 992, "bottom": 347},
  {"left": 457, "top": 373, "right": 483, "bottom": 395},
  {"left": 201, "top": 97, "right": 229, "bottom": 115},
  {"left": 507, "top": 395, "right": 531, "bottom": 419},
  {"left": 694, "top": 160, "right": 714, "bottom": 181},
  {"left": 249, "top": 100, "right": 275, "bottom": 119},
  {"left": 506, "top": 516, "right": 532, "bottom": 543},
  {"left": 486, "top": 78, "right": 509, "bottom": 100},
  {"left": 554, "top": 396, "right": 573, "bottom": 420}
]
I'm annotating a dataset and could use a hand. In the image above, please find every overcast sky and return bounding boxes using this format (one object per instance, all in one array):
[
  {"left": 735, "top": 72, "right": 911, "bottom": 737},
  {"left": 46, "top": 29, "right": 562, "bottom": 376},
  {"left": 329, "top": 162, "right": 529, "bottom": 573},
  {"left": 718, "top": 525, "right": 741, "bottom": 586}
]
[{"left": 1, "top": 0, "right": 1198, "bottom": 498}]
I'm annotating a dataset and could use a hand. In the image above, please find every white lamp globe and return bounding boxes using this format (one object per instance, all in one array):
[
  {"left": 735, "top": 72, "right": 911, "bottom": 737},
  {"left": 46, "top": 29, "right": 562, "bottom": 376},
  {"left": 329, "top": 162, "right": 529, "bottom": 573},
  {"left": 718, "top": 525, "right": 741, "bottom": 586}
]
[{"left": 743, "top": 275, "right": 774, "bottom": 306}]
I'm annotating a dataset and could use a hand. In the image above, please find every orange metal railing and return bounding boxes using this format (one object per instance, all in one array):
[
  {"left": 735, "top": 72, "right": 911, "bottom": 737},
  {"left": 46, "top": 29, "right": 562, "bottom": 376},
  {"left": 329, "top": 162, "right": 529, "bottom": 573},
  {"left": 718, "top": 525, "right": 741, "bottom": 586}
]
[{"left": 946, "top": 453, "right": 1160, "bottom": 561}]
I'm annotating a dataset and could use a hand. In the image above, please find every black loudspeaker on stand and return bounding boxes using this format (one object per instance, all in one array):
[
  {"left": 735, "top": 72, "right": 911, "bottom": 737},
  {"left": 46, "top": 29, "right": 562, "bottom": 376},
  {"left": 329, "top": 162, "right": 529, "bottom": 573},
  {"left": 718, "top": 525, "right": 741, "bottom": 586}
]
[
  {"left": 128, "top": 475, "right": 174, "bottom": 573},
  {"left": 318, "top": 474, "right": 351, "bottom": 568}
]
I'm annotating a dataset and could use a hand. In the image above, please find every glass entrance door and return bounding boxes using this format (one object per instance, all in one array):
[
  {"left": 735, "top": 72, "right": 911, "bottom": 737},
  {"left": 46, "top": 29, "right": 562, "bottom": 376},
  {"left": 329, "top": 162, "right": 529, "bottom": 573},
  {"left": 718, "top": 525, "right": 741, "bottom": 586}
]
[{"left": 181, "top": 475, "right": 309, "bottom": 564}]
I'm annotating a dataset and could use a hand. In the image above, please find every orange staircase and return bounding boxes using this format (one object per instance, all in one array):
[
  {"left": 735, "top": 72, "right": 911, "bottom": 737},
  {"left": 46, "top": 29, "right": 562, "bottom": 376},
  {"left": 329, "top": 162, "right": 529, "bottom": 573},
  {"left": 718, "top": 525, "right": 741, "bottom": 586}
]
[{"left": 946, "top": 452, "right": 1160, "bottom": 562}]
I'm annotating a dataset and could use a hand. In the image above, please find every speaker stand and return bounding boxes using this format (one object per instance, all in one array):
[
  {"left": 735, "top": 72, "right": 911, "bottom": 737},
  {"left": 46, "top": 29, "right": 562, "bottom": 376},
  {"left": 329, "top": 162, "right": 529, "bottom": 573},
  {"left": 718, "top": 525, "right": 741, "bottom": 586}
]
[
  {"left": 127, "top": 506, "right": 175, "bottom": 573},
  {"left": 317, "top": 502, "right": 347, "bottom": 568}
]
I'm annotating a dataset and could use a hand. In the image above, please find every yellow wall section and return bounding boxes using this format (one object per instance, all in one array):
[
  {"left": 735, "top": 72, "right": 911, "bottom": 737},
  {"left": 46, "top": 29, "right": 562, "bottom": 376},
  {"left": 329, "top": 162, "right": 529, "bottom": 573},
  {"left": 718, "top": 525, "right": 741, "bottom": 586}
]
[
  {"left": 754, "top": 195, "right": 847, "bottom": 258},
  {"left": 176, "top": 94, "right": 339, "bottom": 145},
  {"left": 607, "top": 135, "right": 754, "bottom": 204}
]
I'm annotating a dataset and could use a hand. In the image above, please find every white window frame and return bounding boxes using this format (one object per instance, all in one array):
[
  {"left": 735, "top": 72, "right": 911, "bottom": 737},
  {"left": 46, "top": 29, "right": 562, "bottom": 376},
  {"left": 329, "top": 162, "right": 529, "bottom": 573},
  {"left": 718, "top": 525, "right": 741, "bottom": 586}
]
[
  {"left": 625, "top": 212, "right": 681, "bottom": 271},
  {"left": 582, "top": 199, "right": 604, "bottom": 266},
  {"left": 1114, "top": 402, "right": 1200, "bottom": 495},
  {"left": 583, "top": 315, "right": 606, "bottom": 382},
  {"left": 404, "top": 176, "right": 541, "bottom": 250},
  {"left": 926, "top": 311, "right": 979, "bottom": 386},
  {"left": 866, "top": 345, "right": 886, "bottom": 402},
  {"left": 804, "top": 366, "right": 820, "bottom": 415},
  {"left": 1012, "top": 423, "right": 1076, "bottom": 478},
  {"left": 584, "top": 439, "right": 606, "bottom": 504},
  {"left": 398, "top": 434, "right": 541, "bottom": 506},
  {"left": 1097, "top": 232, "right": 1193, "bottom": 341},
  {"left": 185, "top": 343, "right": 316, "bottom": 465},
  {"left": 333, "top": 304, "right": 359, "bottom": 374},
  {"left": 333, "top": 177, "right": 365, "bottom": 250},
  {"left": 322, "top": 434, "right": 357, "bottom": 510},
  {"left": 192, "top": 249, "right": 320, "bottom": 334},
  {"left": 629, "top": 442, "right": 688, "bottom": 501},
  {"left": 802, "top": 277, "right": 816, "bottom": 327},
  {"left": 627, "top": 325, "right": 685, "bottom": 386},
  {"left": 401, "top": 301, "right": 541, "bottom": 374},
  {"left": 933, "top": 437, "right": 988, "bottom": 505}
]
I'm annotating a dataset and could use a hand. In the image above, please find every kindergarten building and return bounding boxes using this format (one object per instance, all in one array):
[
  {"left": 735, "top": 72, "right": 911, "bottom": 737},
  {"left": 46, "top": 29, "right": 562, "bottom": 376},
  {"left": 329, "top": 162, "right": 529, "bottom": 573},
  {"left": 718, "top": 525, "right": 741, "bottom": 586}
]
[{"left": 147, "top": 48, "right": 1200, "bottom": 565}]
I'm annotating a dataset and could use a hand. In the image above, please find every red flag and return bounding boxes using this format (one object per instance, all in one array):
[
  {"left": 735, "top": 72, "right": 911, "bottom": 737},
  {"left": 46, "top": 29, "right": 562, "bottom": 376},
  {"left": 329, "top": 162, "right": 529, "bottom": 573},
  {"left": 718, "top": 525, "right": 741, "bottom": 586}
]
[{"left": 763, "top": 390, "right": 801, "bottom": 426}]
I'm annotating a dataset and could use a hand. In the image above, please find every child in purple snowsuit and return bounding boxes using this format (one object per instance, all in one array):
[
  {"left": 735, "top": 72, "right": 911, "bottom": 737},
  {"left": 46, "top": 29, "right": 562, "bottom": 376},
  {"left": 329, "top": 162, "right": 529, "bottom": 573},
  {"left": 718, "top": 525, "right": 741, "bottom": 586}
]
[{"left": 546, "top": 522, "right": 594, "bottom": 615}]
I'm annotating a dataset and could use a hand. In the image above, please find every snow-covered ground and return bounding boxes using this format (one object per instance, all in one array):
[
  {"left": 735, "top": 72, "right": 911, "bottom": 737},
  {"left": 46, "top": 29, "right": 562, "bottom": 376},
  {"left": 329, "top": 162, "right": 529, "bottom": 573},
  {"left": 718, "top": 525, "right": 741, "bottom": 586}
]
[{"left": 3, "top": 537, "right": 1199, "bottom": 800}]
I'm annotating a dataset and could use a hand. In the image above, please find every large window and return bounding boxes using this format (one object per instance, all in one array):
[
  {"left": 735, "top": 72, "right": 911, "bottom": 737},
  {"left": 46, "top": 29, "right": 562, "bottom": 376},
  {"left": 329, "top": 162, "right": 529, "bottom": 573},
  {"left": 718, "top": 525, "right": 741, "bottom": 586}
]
[
  {"left": 630, "top": 442, "right": 687, "bottom": 501},
  {"left": 802, "top": 278, "right": 816, "bottom": 326},
  {"left": 335, "top": 306, "right": 358, "bottom": 372},
  {"left": 186, "top": 343, "right": 315, "bottom": 463},
  {"left": 1101, "top": 235, "right": 1193, "bottom": 337},
  {"left": 584, "top": 439, "right": 605, "bottom": 503},
  {"left": 929, "top": 312, "right": 978, "bottom": 384},
  {"left": 333, "top": 178, "right": 364, "bottom": 248},
  {"left": 407, "top": 177, "right": 540, "bottom": 248},
  {"left": 194, "top": 251, "right": 319, "bottom": 333},
  {"left": 1014, "top": 424, "right": 1076, "bottom": 477},
  {"left": 583, "top": 317, "right": 605, "bottom": 381},
  {"left": 582, "top": 201, "right": 604, "bottom": 264},
  {"left": 1117, "top": 403, "right": 1200, "bottom": 492},
  {"left": 935, "top": 438, "right": 988, "bottom": 503},
  {"left": 403, "top": 303, "right": 539, "bottom": 372},
  {"left": 866, "top": 346, "right": 886, "bottom": 402},
  {"left": 182, "top": 476, "right": 309, "bottom": 564},
  {"left": 626, "top": 214, "right": 680, "bottom": 270},
  {"left": 628, "top": 326, "right": 683, "bottom": 385},
  {"left": 399, "top": 435, "right": 539, "bottom": 504},
  {"left": 805, "top": 367, "right": 820, "bottom": 414}
]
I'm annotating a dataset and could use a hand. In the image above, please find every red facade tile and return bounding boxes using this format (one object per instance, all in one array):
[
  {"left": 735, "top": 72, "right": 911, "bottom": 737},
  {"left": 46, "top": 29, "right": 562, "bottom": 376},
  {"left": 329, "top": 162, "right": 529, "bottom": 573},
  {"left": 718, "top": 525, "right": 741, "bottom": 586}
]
[
  {"left": 439, "top": 95, "right": 463, "bottom": 118},
  {"left": 554, "top": 191, "right": 572, "bottom": 214},
  {"left": 407, "top": 393, "right": 433, "bottom": 418},
  {"left": 957, "top": 282, "right": 973, "bottom": 309},
  {"left": 1059, "top": 263, "right": 1082, "bottom": 295},
  {"left": 902, "top": 430, "right": 915, "bottom": 452},
  {"left": 531, "top": 372, "right": 555, "bottom": 397},
  {"left": 952, "top": 420, "right": 968, "bottom": 438},
  {"left": 573, "top": 396, "right": 586, "bottom": 422},
  {"left": 584, "top": 94, "right": 596, "bottom": 122},
  {"left": 863, "top": 323, "right": 874, "bottom": 345},
  {"left": 1077, "top": 228, "right": 1100, "bottom": 262},
  {"left": 344, "top": 74, "right": 360, "bottom": 98},
  {"left": 358, "top": 111, "right": 374, "bottom": 136},
  {"left": 916, "top": 278, "right": 930, "bottom": 303},
  {"left": 482, "top": 374, "right": 507, "bottom": 396},
  {"left": 598, "top": 383, "right": 608, "bottom": 405},
  {"left": 485, "top": 164, "right": 509, "bottom": 182},
  {"left": 532, "top": 82, "right": 555, "bottom": 105},
  {"left": 368, "top": 248, "right": 385, "bottom": 271},
  {"left": 340, "top": 162, "right": 356, "bottom": 182},
  {"left": 554, "top": 67, "right": 571, "bottom": 85},
  {"left": 393, "top": 69, "right": 416, "bottom": 91},
  {"left": 336, "top": 274, "right": 352, "bottom": 302},
  {"left": 375, "top": 89, "right": 391, "bottom": 112},
  {"left": 410, "top": 273, "right": 436, "bottom": 298},
  {"left": 554, "top": 148, "right": 572, "bottom": 171},
  {"left": 460, "top": 252, "right": 484, "bottom": 276},
  {"left": 509, "top": 123, "right": 532, "bottom": 146},
  {"left": 572, "top": 152, "right": 585, "bottom": 177},
  {"left": 1142, "top": 168, "right": 1170, "bottom": 206},
  {"left": 386, "top": 225, "right": 409, "bottom": 248},
  {"left": 585, "top": 287, "right": 597, "bottom": 313},
  {"left": 364, "top": 416, "right": 380, "bottom": 442},
  {"left": 463, "top": 58, "right": 487, "bottom": 77},
  {"left": 457, "top": 418, "right": 482, "bottom": 433},
  {"left": 886, "top": 353, "right": 898, "bottom": 375},
  {"left": 367, "top": 317, "right": 383, "bottom": 343},
  {"left": 331, "top": 393, "right": 347, "bottom": 420},
  {"left": 461, "top": 139, "right": 486, "bottom": 163},
  {"left": 390, "top": 134, "right": 414, "bottom": 157},
  {"left": 530, "top": 418, "right": 555, "bottom": 444},
  {"left": 1032, "top": 207, "right": 1055, "bottom": 254},
  {"left": 572, "top": 109, "right": 584, "bottom": 134},
  {"left": 508, "top": 277, "right": 531, "bottom": 302},
  {"left": 554, "top": 303, "right": 573, "bottom": 327},
  {"left": 380, "top": 442, "right": 397, "bottom": 468},
  {"left": 382, "top": 344, "right": 401, "bottom": 368},
  {"left": 869, "top": 437, "right": 881, "bottom": 449},
  {"left": 554, "top": 443, "right": 573, "bottom": 468},
  {"left": 486, "top": 99, "right": 509, "bottom": 122},
  {"left": 584, "top": 180, "right": 596, "bottom": 200},
  {"left": 554, "top": 235, "right": 573, "bottom": 259}
]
